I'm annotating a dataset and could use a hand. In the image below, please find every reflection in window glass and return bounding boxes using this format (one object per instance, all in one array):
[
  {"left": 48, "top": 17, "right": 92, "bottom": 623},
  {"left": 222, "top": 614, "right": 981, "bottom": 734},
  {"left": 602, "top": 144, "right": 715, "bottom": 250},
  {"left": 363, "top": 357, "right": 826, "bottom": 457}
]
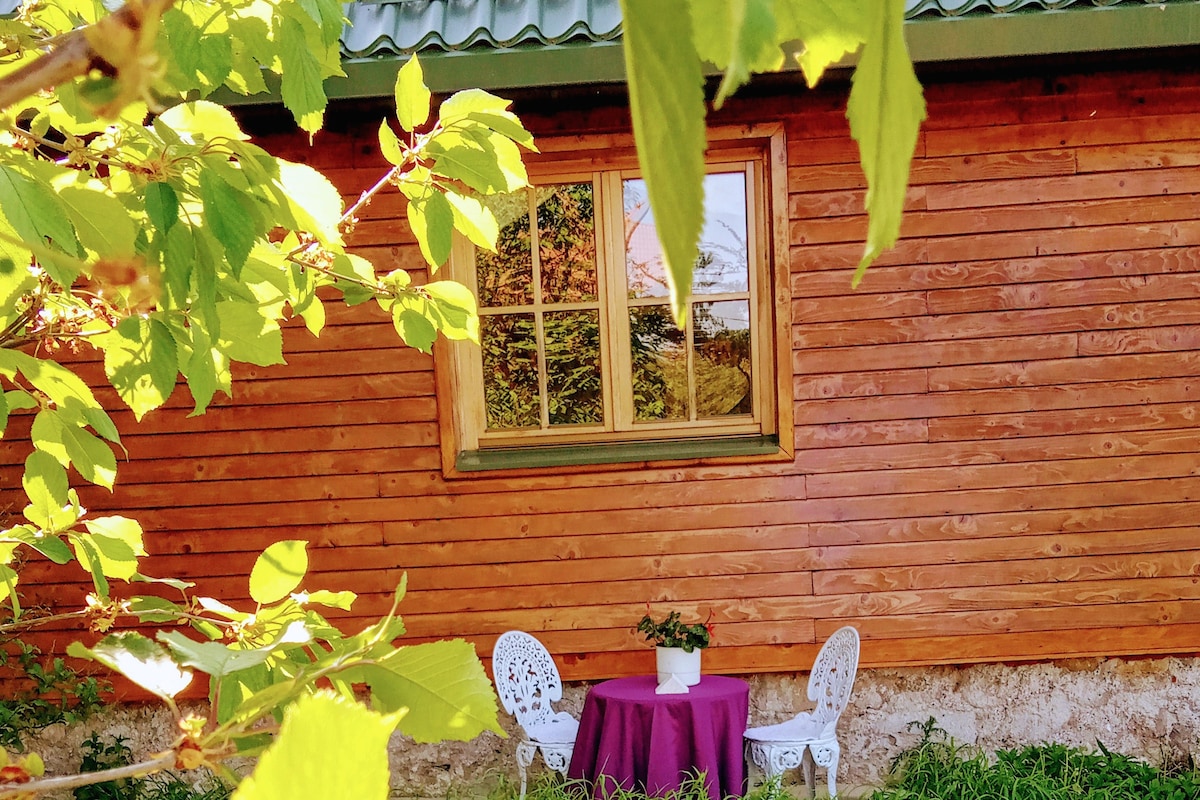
[
  {"left": 481, "top": 314, "right": 539, "bottom": 429},
  {"left": 538, "top": 184, "right": 598, "bottom": 304},
  {"left": 477, "top": 192, "right": 533, "bottom": 308},
  {"left": 694, "top": 300, "right": 752, "bottom": 418},
  {"left": 545, "top": 310, "right": 603, "bottom": 426},
  {"left": 624, "top": 173, "right": 749, "bottom": 299},
  {"left": 630, "top": 305, "right": 688, "bottom": 421}
]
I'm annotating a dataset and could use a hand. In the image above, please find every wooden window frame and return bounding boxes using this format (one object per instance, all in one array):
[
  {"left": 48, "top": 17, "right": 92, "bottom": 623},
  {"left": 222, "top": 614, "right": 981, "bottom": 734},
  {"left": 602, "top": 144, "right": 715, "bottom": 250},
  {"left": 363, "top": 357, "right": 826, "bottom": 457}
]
[{"left": 435, "top": 123, "right": 793, "bottom": 477}]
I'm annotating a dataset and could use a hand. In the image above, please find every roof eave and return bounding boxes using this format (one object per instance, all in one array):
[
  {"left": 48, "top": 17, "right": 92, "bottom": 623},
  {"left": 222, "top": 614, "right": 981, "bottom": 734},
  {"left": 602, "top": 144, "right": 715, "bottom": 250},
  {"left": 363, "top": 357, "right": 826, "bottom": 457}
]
[{"left": 224, "top": 1, "right": 1200, "bottom": 105}]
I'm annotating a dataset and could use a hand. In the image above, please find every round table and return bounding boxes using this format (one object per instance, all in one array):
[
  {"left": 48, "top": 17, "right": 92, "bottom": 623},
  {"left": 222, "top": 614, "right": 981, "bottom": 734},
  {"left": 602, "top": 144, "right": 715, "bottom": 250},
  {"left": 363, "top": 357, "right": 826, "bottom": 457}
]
[{"left": 566, "top": 675, "right": 749, "bottom": 800}]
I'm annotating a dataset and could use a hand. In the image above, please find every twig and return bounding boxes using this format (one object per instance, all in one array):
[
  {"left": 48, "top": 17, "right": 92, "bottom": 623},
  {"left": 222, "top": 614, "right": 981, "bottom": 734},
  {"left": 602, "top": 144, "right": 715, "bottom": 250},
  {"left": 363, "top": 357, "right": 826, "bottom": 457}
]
[{"left": 0, "top": 752, "right": 175, "bottom": 799}]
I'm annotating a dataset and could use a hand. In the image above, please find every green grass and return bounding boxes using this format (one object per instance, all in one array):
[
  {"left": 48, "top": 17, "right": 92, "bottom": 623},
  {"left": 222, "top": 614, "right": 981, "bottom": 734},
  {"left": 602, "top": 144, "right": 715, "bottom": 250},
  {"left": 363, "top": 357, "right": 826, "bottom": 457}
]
[{"left": 865, "top": 719, "right": 1200, "bottom": 800}]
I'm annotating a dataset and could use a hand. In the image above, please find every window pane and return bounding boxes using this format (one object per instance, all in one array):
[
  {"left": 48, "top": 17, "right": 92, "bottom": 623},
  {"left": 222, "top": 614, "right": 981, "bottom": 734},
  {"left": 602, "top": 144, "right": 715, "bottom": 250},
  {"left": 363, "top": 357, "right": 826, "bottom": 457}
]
[
  {"left": 482, "top": 314, "right": 540, "bottom": 430},
  {"left": 694, "top": 300, "right": 752, "bottom": 418},
  {"left": 538, "top": 184, "right": 598, "bottom": 303},
  {"left": 477, "top": 192, "right": 533, "bottom": 308},
  {"left": 630, "top": 305, "right": 687, "bottom": 421},
  {"left": 695, "top": 173, "right": 749, "bottom": 295},
  {"left": 545, "top": 310, "right": 603, "bottom": 426},
  {"left": 624, "top": 172, "right": 750, "bottom": 299}
]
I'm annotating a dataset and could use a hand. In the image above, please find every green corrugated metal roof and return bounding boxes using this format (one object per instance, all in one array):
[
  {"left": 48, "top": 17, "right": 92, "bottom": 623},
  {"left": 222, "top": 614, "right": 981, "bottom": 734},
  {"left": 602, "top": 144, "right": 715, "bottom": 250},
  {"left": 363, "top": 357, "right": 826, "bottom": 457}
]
[
  {"left": 341, "top": 0, "right": 1197, "bottom": 59},
  {"left": 312, "top": 0, "right": 1200, "bottom": 100}
]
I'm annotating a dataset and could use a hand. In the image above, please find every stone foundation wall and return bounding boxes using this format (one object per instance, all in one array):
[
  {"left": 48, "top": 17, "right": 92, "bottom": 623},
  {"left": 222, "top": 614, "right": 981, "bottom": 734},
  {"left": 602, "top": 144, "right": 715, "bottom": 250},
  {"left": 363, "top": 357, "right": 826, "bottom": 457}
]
[{"left": 25, "top": 656, "right": 1200, "bottom": 797}]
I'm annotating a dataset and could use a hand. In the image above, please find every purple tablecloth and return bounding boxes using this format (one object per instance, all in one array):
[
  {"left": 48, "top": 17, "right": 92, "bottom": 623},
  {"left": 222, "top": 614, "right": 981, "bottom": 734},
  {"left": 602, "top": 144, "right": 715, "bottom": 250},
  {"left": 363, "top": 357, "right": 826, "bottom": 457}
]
[{"left": 567, "top": 675, "right": 749, "bottom": 800}]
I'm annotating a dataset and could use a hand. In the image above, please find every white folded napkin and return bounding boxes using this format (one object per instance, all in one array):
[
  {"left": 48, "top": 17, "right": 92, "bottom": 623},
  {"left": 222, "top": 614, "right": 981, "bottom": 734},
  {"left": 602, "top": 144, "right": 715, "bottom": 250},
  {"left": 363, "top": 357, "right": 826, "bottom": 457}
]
[{"left": 655, "top": 674, "right": 690, "bottom": 694}]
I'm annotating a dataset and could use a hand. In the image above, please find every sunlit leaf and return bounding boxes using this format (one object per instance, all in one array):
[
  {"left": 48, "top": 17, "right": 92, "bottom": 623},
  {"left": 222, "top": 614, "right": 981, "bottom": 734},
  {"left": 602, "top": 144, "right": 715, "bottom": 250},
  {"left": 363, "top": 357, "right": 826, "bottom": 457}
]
[
  {"left": 391, "top": 307, "right": 437, "bottom": 354},
  {"left": 99, "top": 316, "right": 178, "bottom": 420},
  {"left": 847, "top": 0, "right": 925, "bottom": 286},
  {"left": 358, "top": 640, "right": 503, "bottom": 743},
  {"left": 249, "top": 540, "right": 308, "bottom": 604},
  {"left": 68, "top": 633, "right": 193, "bottom": 700},
  {"left": 774, "top": 0, "right": 867, "bottom": 87},
  {"left": 405, "top": 190, "right": 454, "bottom": 269},
  {"left": 158, "top": 630, "right": 274, "bottom": 678},
  {"left": 30, "top": 408, "right": 117, "bottom": 489},
  {"left": 691, "top": 0, "right": 783, "bottom": 107},
  {"left": 619, "top": 0, "right": 707, "bottom": 324},
  {"left": 277, "top": 14, "right": 326, "bottom": 134},
  {"left": 394, "top": 55, "right": 430, "bottom": 133},
  {"left": 216, "top": 300, "right": 284, "bottom": 367},
  {"left": 159, "top": 100, "right": 250, "bottom": 142},
  {"left": 232, "top": 691, "right": 401, "bottom": 800},
  {"left": 445, "top": 191, "right": 498, "bottom": 251},
  {"left": 20, "top": 450, "right": 71, "bottom": 530},
  {"left": 80, "top": 515, "right": 146, "bottom": 581}
]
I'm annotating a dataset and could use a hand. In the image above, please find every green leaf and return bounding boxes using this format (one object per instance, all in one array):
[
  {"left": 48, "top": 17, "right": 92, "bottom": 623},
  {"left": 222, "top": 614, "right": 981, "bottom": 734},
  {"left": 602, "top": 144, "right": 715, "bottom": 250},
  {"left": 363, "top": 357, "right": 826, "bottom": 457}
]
[
  {"left": 378, "top": 120, "right": 405, "bottom": 167},
  {"left": 774, "top": 0, "right": 866, "bottom": 88},
  {"left": 68, "top": 633, "right": 193, "bottom": 700},
  {"left": 437, "top": 89, "right": 511, "bottom": 123},
  {"left": 0, "top": 563, "right": 17, "bottom": 610},
  {"left": 445, "top": 191, "right": 499, "bottom": 251},
  {"left": 690, "top": 0, "right": 783, "bottom": 107},
  {"left": 0, "top": 164, "right": 82, "bottom": 282},
  {"left": 394, "top": 55, "right": 430, "bottom": 133},
  {"left": 157, "top": 631, "right": 274, "bottom": 679},
  {"left": 30, "top": 408, "right": 117, "bottom": 490},
  {"left": 73, "top": 535, "right": 110, "bottom": 597},
  {"left": 7, "top": 524, "right": 72, "bottom": 564},
  {"left": 128, "top": 595, "right": 185, "bottom": 623},
  {"left": 21, "top": 450, "right": 70, "bottom": 530},
  {"left": 249, "top": 540, "right": 308, "bottom": 604},
  {"left": 360, "top": 640, "right": 503, "bottom": 743},
  {"left": 619, "top": 0, "right": 707, "bottom": 324},
  {"left": 0, "top": 265, "right": 36, "bottom": 337},
  {"left": 425, "top": 281, "right": 479, "bottom": 342},
  {"left": 56, "top": 182, "right": 138, "bottom": 259},
  {"left": 302, "top": 589, "right": 356, "bottom": 611},
  {"left": 99, "top": 316, "right": 178, "bottom": 420},
  {"left": 391, "top": 307, "right": 437, "bottom": 355},
  {"left": 215, "top": 300, "right": 284, "bottom": 367},
  {"left": 328, "top": 254, "right": 377, "bottom": 306},
  {"left": 426, "top": 127, "right": 528, "bottom": 195},
  {"left": 231, "top": 691, "right": 400, "bottom": 800},
  {"left": 159, "top": 100, "right": 249, "bottom": 142},
  {"left": 405, "top": 190, "right": 454, "bottom": 270},
  {"left": 847, "top": 0, "right": 926, "bottom": 287},
  {"left": 277, "top": 15, "right": 327, "bottom": 135},
  {"left": 80, "top": 515, "right": 147, "bottom": 581},
  {"left": 199, "top": 170, "right": 259, "bottom": 273},
  {"left": 276, "top": 160, "right": 343, "bottom": 245},
  {"left": 0, "top": 349, "right": 120, "bottom": 443},
  {"left": 461, "top": 111, "right": 537, "bottom": 152},
  {"left": 145, "top": 182, "right": 180, "bottom": 236}
]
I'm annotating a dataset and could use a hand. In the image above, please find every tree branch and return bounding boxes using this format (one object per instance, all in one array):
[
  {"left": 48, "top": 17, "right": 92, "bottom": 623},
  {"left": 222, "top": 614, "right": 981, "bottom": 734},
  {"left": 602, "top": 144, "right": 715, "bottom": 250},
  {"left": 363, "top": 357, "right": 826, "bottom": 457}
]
[
  {"left": 0, "top": 0, "right": 177, "bottom": 114},
  {"left": 0, "top": 753, "right": 176, "bottom": 799}
]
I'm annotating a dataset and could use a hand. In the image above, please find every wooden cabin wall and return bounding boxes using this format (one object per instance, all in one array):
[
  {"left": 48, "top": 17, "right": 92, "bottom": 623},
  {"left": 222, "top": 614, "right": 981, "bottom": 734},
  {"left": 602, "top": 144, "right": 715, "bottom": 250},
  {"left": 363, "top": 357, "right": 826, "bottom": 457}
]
[{"left": 4, "top": 63, "right": 1200, "bottom": 693}]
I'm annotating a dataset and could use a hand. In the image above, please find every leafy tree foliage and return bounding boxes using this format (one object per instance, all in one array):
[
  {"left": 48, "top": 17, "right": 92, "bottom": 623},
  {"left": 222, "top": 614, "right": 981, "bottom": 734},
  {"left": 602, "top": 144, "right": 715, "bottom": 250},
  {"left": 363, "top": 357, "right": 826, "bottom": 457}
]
[{"left": 0, "top": 0, "right": 922, "bottom": 797}]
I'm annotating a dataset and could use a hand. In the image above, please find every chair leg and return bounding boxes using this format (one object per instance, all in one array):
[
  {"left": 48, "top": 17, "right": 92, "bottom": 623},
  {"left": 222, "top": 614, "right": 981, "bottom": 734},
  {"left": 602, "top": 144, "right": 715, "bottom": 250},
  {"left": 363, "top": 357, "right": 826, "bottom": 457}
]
[
  {"left": 826, "top": 746, "right": 840, "bottom": 798},
  {"left": 801, "top": 748, "right": 816, "bottom": 799},
  {"left": 516, "top": 743, "right": 536, "bottom": 800}
]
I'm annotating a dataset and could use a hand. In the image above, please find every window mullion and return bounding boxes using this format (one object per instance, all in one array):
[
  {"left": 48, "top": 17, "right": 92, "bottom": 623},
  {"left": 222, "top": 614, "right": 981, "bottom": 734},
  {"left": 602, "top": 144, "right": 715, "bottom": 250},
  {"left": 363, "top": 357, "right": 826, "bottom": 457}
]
[
  {"left": 605, "top": 171, "right": 635, "bottom": 433},
  {"left": 527, "top": 189, "right": 551, "bottom": 431}
]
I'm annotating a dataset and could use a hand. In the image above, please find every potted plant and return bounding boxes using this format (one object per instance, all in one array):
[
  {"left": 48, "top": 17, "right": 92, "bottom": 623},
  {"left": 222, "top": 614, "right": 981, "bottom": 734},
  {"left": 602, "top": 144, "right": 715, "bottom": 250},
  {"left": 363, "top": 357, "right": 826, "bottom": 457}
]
[{"left": 637, "top": 610, "right": 712, "bottom": 686}]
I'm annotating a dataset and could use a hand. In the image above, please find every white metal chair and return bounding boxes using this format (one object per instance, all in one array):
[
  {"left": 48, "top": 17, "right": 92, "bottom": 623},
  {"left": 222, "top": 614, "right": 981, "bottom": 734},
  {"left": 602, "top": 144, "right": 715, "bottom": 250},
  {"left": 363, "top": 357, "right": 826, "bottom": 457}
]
[
  {"left": 744, "top": 626, "right": 860, "bottom": 798},
  {"left": 491, "top": 631, "right": 579, "bottom": 800}
]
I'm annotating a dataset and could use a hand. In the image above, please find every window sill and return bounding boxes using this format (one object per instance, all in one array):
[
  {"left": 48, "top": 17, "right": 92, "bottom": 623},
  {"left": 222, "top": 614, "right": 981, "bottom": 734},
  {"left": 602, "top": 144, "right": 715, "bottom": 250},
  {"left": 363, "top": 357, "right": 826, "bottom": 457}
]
[{"left": 454, "top": 434, "right": 782, "bottom": 472}]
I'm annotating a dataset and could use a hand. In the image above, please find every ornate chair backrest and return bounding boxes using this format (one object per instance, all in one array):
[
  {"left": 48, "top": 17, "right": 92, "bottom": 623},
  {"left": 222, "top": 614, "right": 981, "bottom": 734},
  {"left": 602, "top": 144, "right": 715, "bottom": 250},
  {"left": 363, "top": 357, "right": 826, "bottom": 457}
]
[
  {"left": 492, "top": 631, "right": 564, "bottom": 732},
  {"left": 806, "top": 626, "right": 860, "bottom": 729}
]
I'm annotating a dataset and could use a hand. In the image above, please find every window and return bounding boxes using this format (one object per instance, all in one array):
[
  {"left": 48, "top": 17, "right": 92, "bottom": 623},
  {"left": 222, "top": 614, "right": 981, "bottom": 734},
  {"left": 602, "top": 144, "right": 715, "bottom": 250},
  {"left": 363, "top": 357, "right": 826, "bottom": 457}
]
[{"left": 438, "top": 127, "right": 791, "bottom": 473}]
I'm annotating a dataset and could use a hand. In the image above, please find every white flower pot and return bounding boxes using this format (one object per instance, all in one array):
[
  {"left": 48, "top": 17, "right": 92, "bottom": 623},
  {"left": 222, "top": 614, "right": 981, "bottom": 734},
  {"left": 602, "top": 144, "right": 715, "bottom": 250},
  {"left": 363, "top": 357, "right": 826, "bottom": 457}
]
[{"left": 656, "top": 646, "right": 702, "bottom": 686}]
